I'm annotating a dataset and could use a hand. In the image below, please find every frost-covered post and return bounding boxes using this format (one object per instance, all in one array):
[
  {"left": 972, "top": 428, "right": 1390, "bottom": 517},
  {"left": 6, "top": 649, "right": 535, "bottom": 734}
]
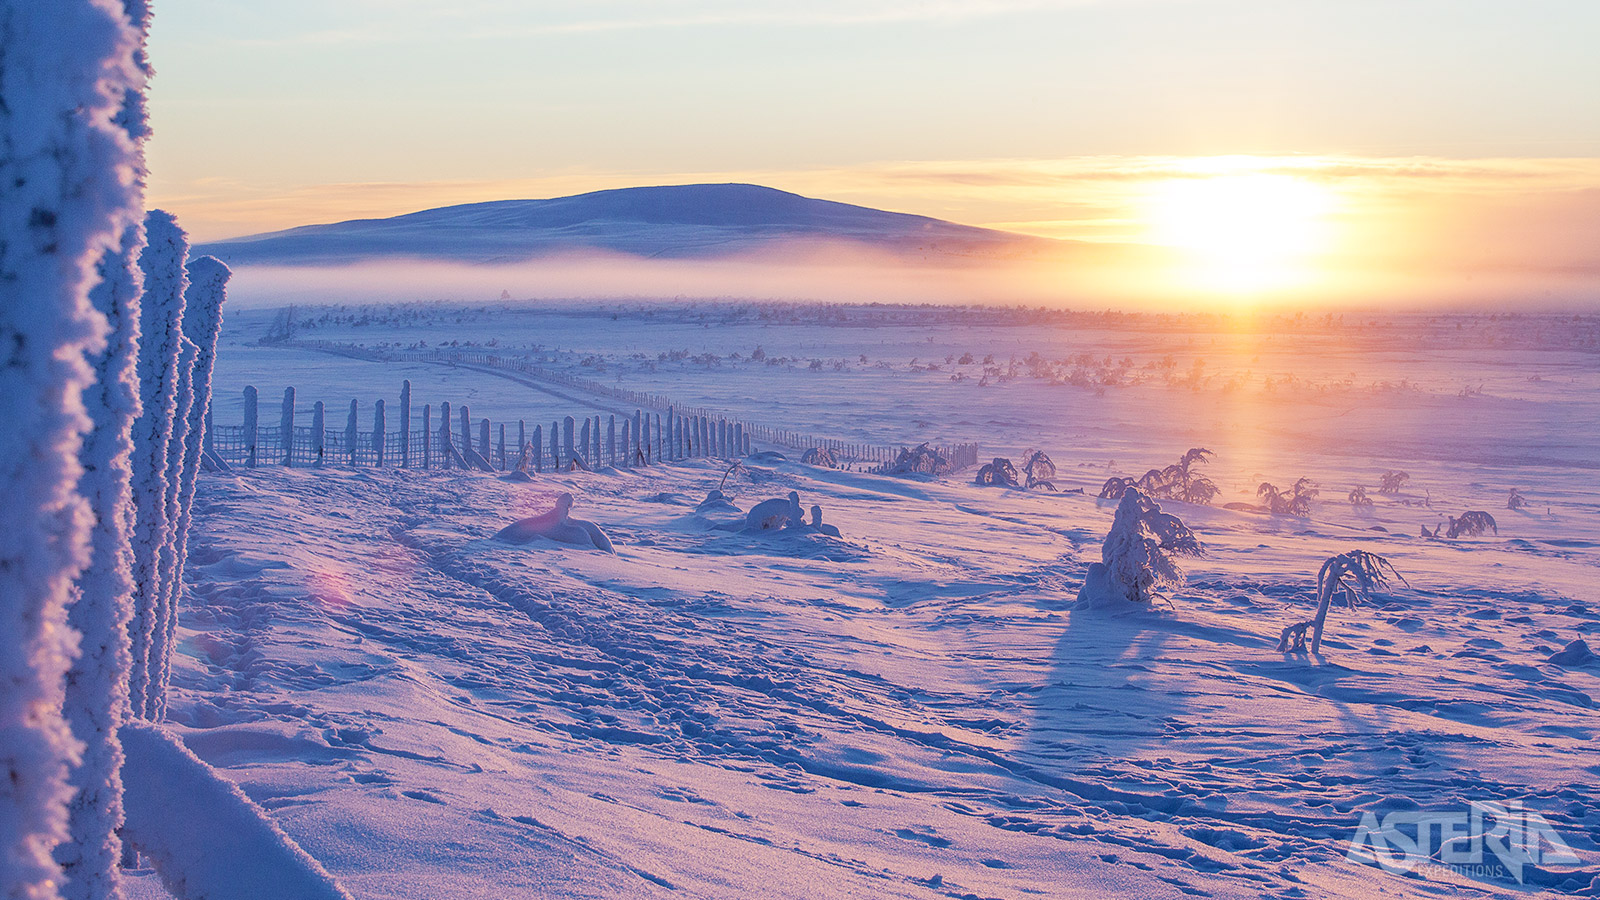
[
  {"left": 243, "top": 386, "right": 258, "bottom": 467},
  {"left": 148, "top": 333, "right": 196, "bottom": 722},
  {"left": 399, "top": 380, "right": 411, "bottom": 467},
  {"left": 2, "top": 1, "right": 145, "bottom": 894},
  {"left": 517, "top": 420, "right": 525, "bottom": 467},
  {"left": 620, "top": 421, "right": 632, "bottom": 468},
  {"left": 666, "top": 408, "right": 676, "bottom": 460},
  {"left": 421, "top": 404, "right": 432, "bottom": 469},
  {"left": 549, "top": 420, "right": 559, "bottom": 469},
  {"left": 632, "top": 411, "right": 643, "bottom": 462},
  {"left": 311, "top": 402, "right": 326, "bottom": 466},
  {"left": 478, "top": 418, "right": 490, "bottom": 466},
  {"left": 129, "top": 212, "right": 190, "bottom": 722},
  {"left": 654, "top": 414, "right": 663, "bottom": 463},
  {"left": 563, "top": 416, "right": 576, "bottom": 466},
  {"left": 607, "top": 416, "right": 616, "bottom": 466},
  {"left": 734, "top": 424, "right": 745, "bottom": 458},
  {"left": 280, "top": 387, "right": 295, "bottom": 466},
  {"left": 498, "top": 423, "right": 506, "bottom": 470},
  {"left": 459, "top": 405, "right": 473, "bottom": 458},
  {"left": 345, "top": 400, "right": 358, "bottom": 466},
  {"left": 373, "top": 399, "right": 386, "bottom": 467},
  {"left": 177, "top": 256, "right": 228, "bottom": 478},
  {"left": 532, "top": 424, "right": 543, "bottom": 472},
  {"left": 579, "top": 418, "right": 591, "bottom": 468}
]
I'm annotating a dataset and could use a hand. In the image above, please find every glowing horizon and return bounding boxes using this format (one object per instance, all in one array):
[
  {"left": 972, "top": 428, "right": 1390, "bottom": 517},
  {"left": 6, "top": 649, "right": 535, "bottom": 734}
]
[{"left": 145, "top": 2, "right": 1600, "bottom": 308}]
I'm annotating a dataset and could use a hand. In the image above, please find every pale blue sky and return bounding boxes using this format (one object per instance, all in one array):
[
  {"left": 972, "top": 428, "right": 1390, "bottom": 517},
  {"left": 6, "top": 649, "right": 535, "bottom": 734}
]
[{"left": 147, "top": 0, "right": 1600, "bottom": 245}]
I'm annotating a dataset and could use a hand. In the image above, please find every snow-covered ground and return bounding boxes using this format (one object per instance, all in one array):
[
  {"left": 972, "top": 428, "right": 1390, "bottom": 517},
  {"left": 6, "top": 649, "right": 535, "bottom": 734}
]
[{"left": 169, "top": 304, "right": 1598, "bottom": 898}]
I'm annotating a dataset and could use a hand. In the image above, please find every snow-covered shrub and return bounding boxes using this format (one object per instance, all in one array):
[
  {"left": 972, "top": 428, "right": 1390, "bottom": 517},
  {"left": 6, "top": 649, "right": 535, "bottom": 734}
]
[
  {"left": 1444, "top": 510, "right": 1497, "bottom": 538},
  {"left": 1, "top": 3, "right": 145, "bottom": 896},
  {"left": 800, "top": 447, "right": 838, "bottom": 468},
  {"left": 1506, "top": 488, "right": 1527, "bottom": 510},
  {"left": 886, "top": 442, "right": 951, "bottom": 476},
  {"left": 1378, "top": 470, "right": 1410, "bottom": 494},
  {"left": 1077, "top": 489, "right": 1202, "bottom": 606},
  {"left": 1098, "top": 448, "right": 1217, "bottom": 505},
  {"left": 1023, "top": 450, "right": 1058, "bottom": 491},
  {"left": 1347, "top": 485, "right": 1373, "bottom": 507},
  {"left": 1278, "top": 551, "right": 1404, "bottom": 653},
  {"left": 1257, "top": 478, "right": 1317, "bottom": 516},
  {"left": 975, "top": 457, "right": 1020, "bottom": 487}
]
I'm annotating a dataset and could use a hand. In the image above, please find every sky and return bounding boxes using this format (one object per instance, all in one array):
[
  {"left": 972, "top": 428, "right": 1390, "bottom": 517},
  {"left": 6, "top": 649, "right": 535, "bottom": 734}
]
[{"left": 146, "top": 0, "right": 1600, "bottom": 307}]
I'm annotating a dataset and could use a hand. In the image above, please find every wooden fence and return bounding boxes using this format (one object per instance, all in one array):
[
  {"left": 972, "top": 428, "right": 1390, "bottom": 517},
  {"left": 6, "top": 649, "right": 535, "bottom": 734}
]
[
  {"left": 270, "top": 340, "right": 977, "bottom": 472},
  {"left": 208, "top": 382, "right": 763, "bottom": 472}
]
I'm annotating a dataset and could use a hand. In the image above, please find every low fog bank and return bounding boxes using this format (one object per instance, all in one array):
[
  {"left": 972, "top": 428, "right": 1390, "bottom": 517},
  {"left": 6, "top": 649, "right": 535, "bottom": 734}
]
[{"left": 213, "top": 243, "right": 1599, "bottom": 312}]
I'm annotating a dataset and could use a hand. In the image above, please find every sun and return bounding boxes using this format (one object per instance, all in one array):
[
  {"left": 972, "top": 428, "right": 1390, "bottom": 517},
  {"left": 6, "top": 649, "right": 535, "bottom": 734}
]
[{"left": 1144, "top": 172, "right": 1335, "bottom": 296}]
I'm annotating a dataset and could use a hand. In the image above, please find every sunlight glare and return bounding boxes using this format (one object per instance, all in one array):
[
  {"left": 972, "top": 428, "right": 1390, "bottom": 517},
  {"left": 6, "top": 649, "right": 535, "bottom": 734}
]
[{"left": 1145, "top": 172, "right": 1335, "bottom": 296}]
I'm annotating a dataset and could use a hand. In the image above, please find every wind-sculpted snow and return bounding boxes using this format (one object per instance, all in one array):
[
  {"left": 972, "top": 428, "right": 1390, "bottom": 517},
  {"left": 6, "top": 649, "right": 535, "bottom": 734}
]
[{"left": 160, "top": 458, "right": 1600, "bottom": 898}]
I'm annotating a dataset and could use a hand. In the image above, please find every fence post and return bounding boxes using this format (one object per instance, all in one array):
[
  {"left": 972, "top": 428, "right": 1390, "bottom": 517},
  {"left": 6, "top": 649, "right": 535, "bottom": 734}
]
[
  {"left": 549, "top": 420, "right": 559, "bottom": 470},
  {"left": 280, "top": 387, "right": 295, "bottom": 466},
  {"left": 579, "top": 418, "right": 590, "bottom": 468},
  {"left": 422, "top": 404, "right": 432, "bottom": 469},
  {"left": 400, "top": 380, "right": 411, "bottom": 467},
  {"left": 655, "top": 414, "right": 663, "bottom": 463},
  {"left": 632, "top": 410, "right": 642, "bottom": 462},
  {"left": 532, "top": 424, "right": 543, "bottom": 472},
  {"left": 594, "top": 416, "right": 603, "bottom": 468},
  {"left": 438, "top": 401, "right": 453, "bottom": 469},
  {"left": 498, "top": 423, "right": 506, "bottom": 470},
  {"left": 666, "top": 407, "right": 676, "bottom": 460},
  {"left": 346, "top": 400, "right": 359, "bottom": 466},
  {"left": 563, "top": 416, "right": 576, "bottom": 468},
  {"left": 243, "top": 386, "right": 258, "bottom": 467},
  {"left": 312, "top": 401, "right": 325, "bottom": 466},
  {"left": 479, "top": 418, "right": 490, "bottom": 466},
  {"left": 620, "top": 420, "right": 631, "bottom": 468},
  {"left": 373, "top": 399, "right": 386, "bottom": 467},
  {"left": 517, "top": 420, "right": 525, "bottom": 468},
  {"left": 459, "top": 405, "right": 473, "bottom": 459},
  {"left": 607, "top": 415, "right": 616, "bottom": 467}
]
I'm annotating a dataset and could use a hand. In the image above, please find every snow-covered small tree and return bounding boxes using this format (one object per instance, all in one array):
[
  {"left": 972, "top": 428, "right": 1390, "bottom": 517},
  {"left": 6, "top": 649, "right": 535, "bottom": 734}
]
[
  {"left": 1378, "top": 470, "right": 1409, "bottom": 494},
  {"left": 1022, "top": 450, "right": 1057, "bottom": 491},
  {"left": 1077, "top": 489, "right": 1202, "bottom": 606},
  {"left": 1348, "top": 485, "right": 1373, "bottom": 507},
  {"left": 1278, "top": 551, "right": 1404, "bottom": 653},
  {"left": 1098, "top": 448, "right": 1216, "bottom": 504},
  {"left": 1258, "top": 477, "right": 1317, "bottom": 516},
  {"left": 1444, "top": 510, "right": 1497, "bottom": 538},
  {"left": 975, "top": 457, "right": 1020, "bottom": 487}
]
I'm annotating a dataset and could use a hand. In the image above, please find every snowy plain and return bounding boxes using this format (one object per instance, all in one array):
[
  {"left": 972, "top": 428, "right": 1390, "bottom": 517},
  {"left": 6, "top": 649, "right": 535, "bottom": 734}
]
[{"left": 164, "top": 302, "right": 1600, "bottom": 898}]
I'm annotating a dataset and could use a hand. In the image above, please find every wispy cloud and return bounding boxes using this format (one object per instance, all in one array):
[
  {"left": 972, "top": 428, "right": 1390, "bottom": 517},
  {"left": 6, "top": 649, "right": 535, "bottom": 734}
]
[{"left": 233, "top": 0, "right": 1137, "bottom": 47}]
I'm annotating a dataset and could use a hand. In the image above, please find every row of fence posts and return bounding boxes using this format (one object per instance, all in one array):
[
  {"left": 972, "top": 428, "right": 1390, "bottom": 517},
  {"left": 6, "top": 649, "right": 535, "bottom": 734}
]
[
  {"left": 291, "top": 341, "right": 974, "bottom": 468},
  {"left": 210, "top": 380, "right": 773, "bottom": 471}
]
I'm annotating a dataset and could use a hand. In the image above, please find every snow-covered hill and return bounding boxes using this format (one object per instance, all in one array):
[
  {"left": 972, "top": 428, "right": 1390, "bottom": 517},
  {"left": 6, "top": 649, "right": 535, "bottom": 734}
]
[{"left": 194, "top": 184, "right": 1058, "bottom": 266}]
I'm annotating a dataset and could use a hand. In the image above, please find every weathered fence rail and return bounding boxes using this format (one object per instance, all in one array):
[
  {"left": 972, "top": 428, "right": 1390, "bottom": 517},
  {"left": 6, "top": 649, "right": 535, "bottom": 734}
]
[{"left": 270, "top": 340, "right": 977, "bottom": 472}]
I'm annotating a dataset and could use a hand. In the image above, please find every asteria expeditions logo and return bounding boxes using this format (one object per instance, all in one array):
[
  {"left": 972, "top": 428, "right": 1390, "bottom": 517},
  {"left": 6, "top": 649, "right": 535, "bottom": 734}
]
[{"left": 1347, "top": 800, "right": 1582, "bottom": 884}]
